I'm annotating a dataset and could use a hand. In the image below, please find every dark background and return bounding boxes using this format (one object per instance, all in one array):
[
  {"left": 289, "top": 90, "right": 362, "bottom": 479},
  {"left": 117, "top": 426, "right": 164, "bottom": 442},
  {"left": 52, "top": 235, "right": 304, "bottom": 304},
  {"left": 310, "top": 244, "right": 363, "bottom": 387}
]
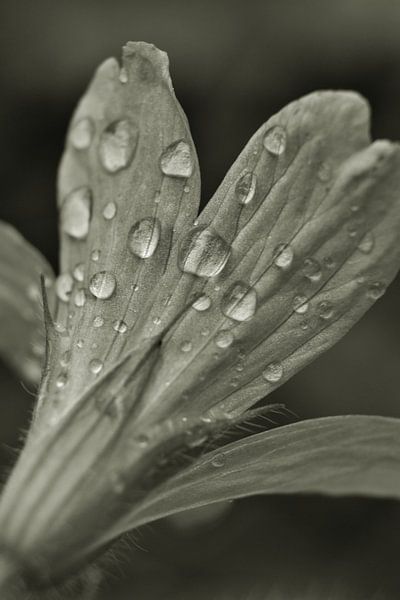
[{"left": 1, "top": 1, "right": 400, "bottom": 598}]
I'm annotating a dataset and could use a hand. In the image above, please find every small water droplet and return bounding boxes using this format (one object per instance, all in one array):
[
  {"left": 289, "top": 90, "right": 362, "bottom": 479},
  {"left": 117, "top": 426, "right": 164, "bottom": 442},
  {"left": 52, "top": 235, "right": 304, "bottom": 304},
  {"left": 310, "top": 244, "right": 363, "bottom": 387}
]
[
  {"left": 99, "top": 119, "right": 138, "bottom": 173},
  {"left": 60, "top": 351, "right": 71, "bottom": 368},
  {"left": 180, "top": 341, "right": 192, "bottom": 353},
  {"left": 91, "top": 249, "right": 101, "bottom": 262},
  {"left": 318, "top": 300, "right": 334, "bottom": 320},
  {"left": 74, "top": 289, "right": 86, "bottom": 308},
  {"left": 77, "top": 339, "right": 84, "bottom": 348},
  {"left": 56, "top": 373, "right": 68, "bottom": 389},
  {"left": 113, "top": 319, "right": 128, "bottom": 333},
  {"left": 211, "top": 453, "right": 226, "bottom": 468},
  {"left": 262, "top": 362, "right": 283, "bottom": 383},
  {"left": 263, "top": 125, "right": 287, "bottom": 155},
  {"left": 73, "top": 263, "right": 85, "bottom": 282},
  {"left": 128, "top": 217, "right": 161, "bottom": 258},
  {"left": 303, "top": 257, "right": 322, "bottom": 282},
  {"left": 137, "top": 434, "right": 150, "bottom": 447},
  {"left": 178, "top": 226, "right": 231, "bottom": 278},
  {"left": 93, "top": 316, "right": 104, "bottom": 328},
  {"left": 367, "top": 281, "right": 386, "bottom": 300},
  {"left": 192, "top": 295, "right": 212, "bottom": 312},
  {"left": 103, "top": 201, "right": 117, "bottom": 220},
  {"left": 215, "top": 330, "right": 234, "bottom": 348},
  {"left": 221, "top": 282, "right": 257, "bottom": 322},
  {"left": 89, "top": 271, "right": 116, "bottom": 299},
  {"left": 357, "top": 232, "right": 374, "bottom": 254},
  {"left": 235, "top": 172, "right": 257, "bottom": 205},
  {"left": 323, "top": 256, "right": 336, "bottom": 269},
  {"left": 56, "top": 273, "right": 73, "bottom": 303},
  {"left": 152, "top": 316, "right": 161, "bottom": 325},
  {"left": 274, "top": 243, "right": 294, "bottom": 269},
  {"left": 293, "top": 295, "right": 309, "bottom": 314},
  {"left": 89, "top": 358, "right": 103, "bottom": 375},
  {"left": 69, "top": 117, "right": 94, "bottom": 150},
  {"left": 160, "top": 139, "right": 193, "bottom": 178},
  {"left": 119, "top": 67, "right": 128, "bottom": 83},
  {"left": 61, "top": 187, "right": 92, "bottom": 239}
]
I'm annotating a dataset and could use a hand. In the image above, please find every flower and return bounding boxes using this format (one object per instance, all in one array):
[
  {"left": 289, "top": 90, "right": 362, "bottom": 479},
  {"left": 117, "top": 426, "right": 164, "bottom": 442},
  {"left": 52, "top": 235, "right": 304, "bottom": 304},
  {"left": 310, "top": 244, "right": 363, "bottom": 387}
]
[{"left": 1, "top": 41, "right": 400, "bottom": 593}]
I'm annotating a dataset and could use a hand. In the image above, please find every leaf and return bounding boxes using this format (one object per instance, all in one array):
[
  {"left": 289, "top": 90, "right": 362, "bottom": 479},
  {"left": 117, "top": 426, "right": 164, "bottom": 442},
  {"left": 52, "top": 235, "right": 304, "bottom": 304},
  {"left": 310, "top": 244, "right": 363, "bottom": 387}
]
[
  {"left": 0, "top": 221, "right": 54, "bottom": 384},
  {"left": 123, "top": 415, "right": 400, "bottom": 529}
]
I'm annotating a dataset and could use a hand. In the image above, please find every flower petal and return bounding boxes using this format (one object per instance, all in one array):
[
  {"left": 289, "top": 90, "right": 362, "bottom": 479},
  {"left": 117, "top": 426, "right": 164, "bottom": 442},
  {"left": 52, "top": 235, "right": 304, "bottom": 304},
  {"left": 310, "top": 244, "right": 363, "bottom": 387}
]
[
  {"left": 0, "top": 221, "right": 54, "bottom": 384},
  {"left": 132, "top": 92, "right": 400, "bottom": 423},
  {"left": 124, "top": 415, "right": 400, "bottom": 529},
  {"left": 38, "top": 42, "right": 200, "bottom": 420}
]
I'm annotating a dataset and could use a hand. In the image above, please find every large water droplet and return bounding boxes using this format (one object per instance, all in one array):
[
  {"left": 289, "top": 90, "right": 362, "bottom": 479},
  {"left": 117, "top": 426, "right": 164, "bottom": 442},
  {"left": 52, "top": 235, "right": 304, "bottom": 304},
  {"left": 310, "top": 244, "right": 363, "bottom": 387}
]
[
  {"left": 99, "top": 119, "right": 138, "bottom": 173},
  {"left": 103, "top": 201, "right": 117, "bottom": 220},
  {"left": 215, "top": 330, "right": 234, "bottom": 348},
  {"left": 221, "top": 282, "right": 257, "bottom": 322},
  {"left": 262, "top": 362, "right": 283, "bottom": 383},
  {"left": 113, "top": 319, "right": 128, "bottom": 333},
  {"left": 56, "top": 273, "right": 73, "bottom": 303},
  {"left": 69, "top": 117, "right": 94, "bottom": 150},
  {"left": 274, "top": 243, "right": 294, "bottom": 269},
  {"left": 128, "top": 217, "right": 161, "bottom": 258},
  {"left": 61, "top": 187, "right": 92, "bottom": 239},
  {"left": 178, "top": 226, "right": 231, "bottom": 278},
  {"left": 303, "top": 258, "right": 322, "bottom": 282},
  {"left": 235, "top": 172, "right": 257, "bottom": 205},
  {"left": 89, "top": 358, "right": 104, "bottom": 374},
  {"left": 89, "top": 271, "right": 116, "bottom": 299},
  {"left": 263, "top": 125, "right": 287, "bottom": 155},
  {"left": 192, "top": 295, "right": 212, "bottom": 312},
  {"left": 357, "top": 232, "right": 374, "bottom": 254},
  {"left": 160, "top": 140, "right": 193, "bottom": 178},
  {"left": 293, "top": 295, "right": 309, "bottom": 314}
]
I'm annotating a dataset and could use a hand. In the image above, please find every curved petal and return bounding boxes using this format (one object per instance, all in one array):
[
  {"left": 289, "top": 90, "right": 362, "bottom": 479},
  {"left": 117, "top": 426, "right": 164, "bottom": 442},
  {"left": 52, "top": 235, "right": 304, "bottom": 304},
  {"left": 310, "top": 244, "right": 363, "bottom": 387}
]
[{"left": 0, "top": 221, "right": 54, "bottom": 384}]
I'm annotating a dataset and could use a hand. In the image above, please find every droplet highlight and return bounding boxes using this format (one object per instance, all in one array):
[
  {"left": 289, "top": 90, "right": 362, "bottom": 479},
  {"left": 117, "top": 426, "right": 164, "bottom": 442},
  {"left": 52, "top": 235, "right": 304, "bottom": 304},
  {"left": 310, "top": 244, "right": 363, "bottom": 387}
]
[
  {"left": 192, "top": 295, "right": 212, "bottom": 312},
  {"left": 215, "top": 330, "right": 234, "bottom": 348},
  {"left": 274, "top": 243, "right": 294, "bottom": 269},
  {"left": 235, "top": 172, "right": 257, "bottom": 205},
  {"left": 263, "top": 125, "right": 287, "bottom": 155},
  {"left": 103, "top": 202, "right": 117, "bottom": 220},
  {"left": 128, "top": 217, "right": 161, "bottom": 259},
  {"left": 262, "top": 362, "right": 283, "bottom": 383}
]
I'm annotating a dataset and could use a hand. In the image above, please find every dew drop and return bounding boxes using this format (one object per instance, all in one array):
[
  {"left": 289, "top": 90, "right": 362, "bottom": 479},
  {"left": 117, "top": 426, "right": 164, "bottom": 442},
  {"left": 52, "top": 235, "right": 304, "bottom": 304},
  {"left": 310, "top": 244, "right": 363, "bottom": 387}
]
[
  {"left": 56, "top": 373, "right": 68, "bottom": 389},
  {"left": 56, "top": 273, "right": 73, "bottom": 303},
  {"left": 119, "top": 67, "right": 128, "bottom": 83},
  {"left": 77, "top": 339, "right": 84, "bottom": 349},
  {"left": 74, "top": 289, "right": 86, "bottom": 308},
  {"left": 303, "top": 257, "right": 322, "bottom": 282},
  {"left": 357, "top": 232, "right": 374, "bottom": 254},
  {"left": 263, "top": 125, "right": 287, "bottom": 155},
  {"left": 60, "top": 351, "right": 71, "bottom": 368},
  {"left": 89, "top": 271, "right": 116, "bottom": 299},
  {"left": 91, "top": 249, "right": 101, "bottom": 262},
  {"left": 160, "top": 139, "right": 193, "bottom": 178},
  {"left": 69, "top": 117, "right": 94, "bottom": 150},
  {"left": 99, "top": 119, "right": 138, "bottom": 173},
  {"left": 89, "top": 358, "right": 103, "bottom": 375},
  {"left": 113, "top": 319, "right": 128, "bottom": 333},
  {"left": 323, "top": 256, "right": 336, "bottom": 270},
  {"left": 274, "top": 243, "right": 294, "bottom": 269},
  {"left": 293, "top": 295, "right": 309, "bottom": 314},
  {"left": 153, "top": 316, "right": 161, "bottom": 325},
  {"left": 221, "top": 282, "right": 257, "bottom": 322},
  {"left": 180, "top": 341, "right": 192, "bottom": 353},
  {"left": 93, "top": 316, "right": 104, "bottom": 328},
  {"left": 262, "top": 362, "right": 283, "bottom": 383},
  {"left": 61, "top": 187, "right": 92, "bottom": 239},
  {"left": 73, "top": 263, "right": 85, "bottom": 282},
  {"left": 178, "top": 226, "right": 231, "bottom": 278},
  {"left": 137, "top": 434, "right": 150, "bottom": 447},
  {"left": 367, "top": 281, "right": 386, "bottom": 300},
  {"left": 215, "top": 330, "right": 234, "bottom": 348},
  {"left": 235, "top": 172, "right": 257, "bottom": 205},
  {"left": 192, "top": 295, "right": 212, "bottom": 312},
  {"left": 318, "top": 300, "right": 334, "bottom": 320},
  {"left": 211, "top": 453, "right": 226, "bottom": 468},
  {"left": 128, "top": 217, "right": 161, "bottom": 259},
  {"left": 103, "top": 201, "right": 117, "bottom": 220}
]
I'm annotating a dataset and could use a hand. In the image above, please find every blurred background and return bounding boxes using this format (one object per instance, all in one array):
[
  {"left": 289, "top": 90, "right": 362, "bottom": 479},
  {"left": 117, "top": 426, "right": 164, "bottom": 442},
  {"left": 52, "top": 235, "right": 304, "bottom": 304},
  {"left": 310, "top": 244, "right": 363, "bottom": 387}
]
[{"left": 1, "top": 0, "right": 400, "bottom": 598}]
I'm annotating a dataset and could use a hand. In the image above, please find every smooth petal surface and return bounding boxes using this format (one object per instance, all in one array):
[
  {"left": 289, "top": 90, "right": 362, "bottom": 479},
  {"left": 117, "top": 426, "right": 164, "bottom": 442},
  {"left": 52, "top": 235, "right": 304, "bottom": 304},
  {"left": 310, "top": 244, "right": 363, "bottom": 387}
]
[
  {"left": 0, "top": 221, "right": 54, "bottom": 384},
  {"left": 123, "top": 415, "right": 400, "bottom": 529}
]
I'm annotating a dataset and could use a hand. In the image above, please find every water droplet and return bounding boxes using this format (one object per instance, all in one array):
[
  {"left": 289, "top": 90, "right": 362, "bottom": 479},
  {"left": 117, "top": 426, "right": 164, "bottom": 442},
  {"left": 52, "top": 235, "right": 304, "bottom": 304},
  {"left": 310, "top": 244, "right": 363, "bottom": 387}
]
[
  {"left": 180, "top": 341, "right": 192, "bottom": 353},
  {"left": 160, "top": 140, "right": 193, "bottom": 178},
  {"left": 73, "top": 263, "right": 85, "bottom": 282},
  {"left": 318, "top": 300, "right": 334, "bottom": 320},
  {"left": 178, "top": 226, "right": 231, "bottom": 278},
  {"left": 347, "top": 223, "right": 360, "bottom": 238},
  {"left": 367, "top": 281, "right": 386, "bottom": 300},
  {"left": 235, "top": 172, "right": 257, "bottom": 205},
  {"left": 152, "top": 316, "right": 161, "bottom": 325},
  {"left": 192, "top": 295, "right": 212, "bottom": 312},
  {"left": 69, "top": 117, "right": 94, "bottom": 150},
  {"left": 74, "top": 289, "right": 86, "bottom": 308},
  {"left": 89, "top": 358, "right": 103, "bottom": 375},
  {"left": 56, "top": 373, "right": 68, "bottom": 389},
  {"left": 323, "top": 256, "right": 336, "bottom": 270},
  {"left": 215, "top": 330, "right": 234, "bottom": 348},
  {"left": 61, "top": 187, "right": 92, "bottom": 239},
  {"left": 262, "top": 362, "right": 283, "bottom": 383},
  {"left": 93, "top": 316, "right": 104, "bottom": 328},
  {"left": 303, "top": 258, "right": 322, "bottom": 282},
  {"left": 99, "top": 119, "right": 138, "bottom": 173},
  {"left": 128, "top": 217, "right": 161, "bottom": 258},
  {"left": 113, "top": 319, "right": 128, "bottom": 333},
  {"left": 357, "top": 232, "right": 374, "bottom": 254},
  {"left": 137, "top": 434, "right": 150, "bottom": 447},
  {"left": 77, "top": 339, "right": 84, "bottom": 348},
  {"left": 89, "top": 271, "right": 116, "bottom": 299},
  {"left": 103, "top": 201, "right": 117, "bottom": 220},
  {"left": 274, "top": 243, "right": 294, "bottom": 269},
  {"left": 91, "top": 249, "right": 101, "bottom": 262},
  {"left": 60, "top": 351, "right": 71, "bottom": 368},
  {"left": 263, "top": 125, "right": 287, "bottom": 155},
  {"left": 293, "top": 295, "right": 309, "bottom": 314},
  {"left": 119, "top": 67, "right": 128, "bottom": 83},
  {"left": 211, "top": 453, "right": 226, "bottom": 468},
  {"left": 56, "top": 273, "right": 73, "bottom": 303},
  {"left": 221, "top": 282, "right": 257, "bottom": 322}
]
